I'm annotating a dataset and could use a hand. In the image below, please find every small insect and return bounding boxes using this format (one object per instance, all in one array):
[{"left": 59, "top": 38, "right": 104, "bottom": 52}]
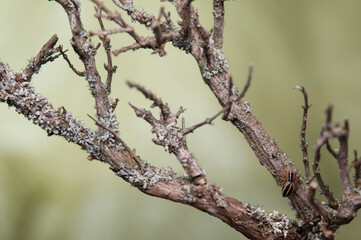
[{"left": 281, "top": 169, "right": 300, "bottom": 197}]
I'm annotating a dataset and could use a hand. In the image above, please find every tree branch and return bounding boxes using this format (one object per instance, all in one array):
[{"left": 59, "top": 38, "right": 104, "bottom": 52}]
[
  {"left": 127, "top": 81, "right": 207, "bottom": 185},
  {"left": 313, "top": 106, "right": 340, "bottom": 209},
  {"left": 59, "top": 46, "right": 85, "bottom": 77},
  {"left": 94, "top": 6, "right": 117, "bottom": 94},
  {"left": 15, "top": 34, "right": 61, "bottom": 82},
  {"left": 213, "top": 0, "right": 225, "bottom": 49},
  {"left": 295, "top": 86, "right": 311, "bottom": 183},
  {"left": 1, "top": 1, "right": 361, "bottom": 239}
]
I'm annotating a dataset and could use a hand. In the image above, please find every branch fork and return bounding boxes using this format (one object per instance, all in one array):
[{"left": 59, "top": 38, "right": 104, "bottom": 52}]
[
  {"left": 127, "top": 81, "right": 206, "bottom": 185},
  {"left": 2, "top": 0, "right": 361, "bottom": 239}
]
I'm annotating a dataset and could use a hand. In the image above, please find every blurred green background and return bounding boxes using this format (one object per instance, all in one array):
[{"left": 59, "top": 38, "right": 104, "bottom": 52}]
[{"left": 1, "top": 0, "right": 361, "bottom": 239}]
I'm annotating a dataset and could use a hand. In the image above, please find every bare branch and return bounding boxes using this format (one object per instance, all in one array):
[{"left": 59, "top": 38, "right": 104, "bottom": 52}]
[
  {"left": 0, "top": 61, "right": 100, "bottom": 160},
  {"left": 111, "top": 98, "right": 119, "bottom": 111},
  {"left": 185, "top": 64, "right": 253, "bottom": 135},
  {"left": 181, "top": 0, "right": 194, "bottom": 38},
  {"left": 127, "top": 81, "right": 171, "bottom": 119},
  {"left": 183, "top": 111, "right": 223, "bottom": 135},
  {"left": 89, "top": 27, "right": 133, "bottom": 36},
  {"left": 352, "top": 150, "right": 361, "bottom": 189},
  {"left": 307, "top": 182, "right": 332, "bottom": 221},
  {"left": 295, "top": 86, "right": 311, "bottom": 183},
  {"left": 222, "top": 76, "right": 235, "bottom": 120},
  {"left": 326, "top": 140, "right": 338, "bottom": 159},
  {"left": 88, "top": 114, "right": 144, "bottom": 170},
  {"left": 313, "top": 106, "right": 353, "bottom": 207},
  {"left": 168, "top": 3, "right": 314, "bottom": 221},
  {"left": 92, "top": 0, "right": 176, "bottom": 57},
  {"left": 313, "top": 126, "right": 340, "bottom": 209},
  {"left": 94, "top": 6, "right": 117, "bottom": 94},
  {"left": 92, "top": 0, "right": 144, "bottom": 43},
  {"left": 55, "top": 0, "right": 113, "bottom": 128},
  {"left": 175, "top": 106, "right": 186, "bottom": 119},
  {"left": 59, "top": 46, "right": 85, "bottom": 77},
  {"left": 235, "top": 63, "right": 253, "bottom": 102},
  {"left": 113, "top": 0, "right": 155, "bottom": 28},
  {"left": 2, "top": 55, "right": 300, "bottom": 238},
  {"left": 113, "top": 37, "right": 165, "bottom": 56},
  {"left": 2, "top": 1, "right": 361, "bottom": 238},
  {"left": 337, "top": 119, "right": 353, "bottom": 197},
  {"left": 15, "top": 34, "right": 61, "bottom": 82},
  {"left": 223, "top": 63, "right": 253, "bottom": 120},
  {"left": 128, "top": 82, "right": 206, "bottom": 185},
  {"left": 213, "top": 0, "right": 225, "bottom": 49}
]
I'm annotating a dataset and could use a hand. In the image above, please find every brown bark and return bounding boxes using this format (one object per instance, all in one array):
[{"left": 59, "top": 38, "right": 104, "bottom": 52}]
[{"left": 1, "top": 0, "right": 361, "bottom": 239}]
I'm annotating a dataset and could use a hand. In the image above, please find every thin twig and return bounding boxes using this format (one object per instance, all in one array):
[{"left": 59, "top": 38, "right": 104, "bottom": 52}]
[
  {"left": 111, "top": 98, "right": 119, "bottom": 111},
  {"left": 313, "top": 138, "right": 339, "bottom": 209},
  {"left": 92, "top": 0, "right": 143, "bottom": 43},
  {"left": 337, "top": 119, "right": 352, "bottom": 197},
  {"left": 352, "top": 150, "right": 361, "bottom": 189},
  {"left": 88, "top": 114, "right": 144, "bottom": 170},
  {"left": 326, "top": 140, "right": 338, "bottom": 159},
  {"left": 92, "top": 0, "right": 178, "bottom": 57},
  {"left": 295, "top": 85, "right": 311, "bottom": 183},
  {"left": 15, "top": 34, "right": 61, "bottom": 82},
  {"left": 184, "top": 64, "right": 253, "bottom": 134},
  {"left": 223, "top": 63, "right": 253, "bottom": 120},
  {"left": 175, "top": 106, "right": 186, "bottom": 119},
  {"left": 325, "top": 105, "right": 333, "bottom": 124},
  {"left": 183, "top": 110, "right": 223, "bottom": 135},
  {"left": 59, "top": 46, "right": 85, "bottom": 77},
  {"left": 159, "top": 7, "right": 171, "bottom": 23},
  {"left": 307, "top": 182, "right": 332, "bottom": 221},
  {"left": 222, "top": 76, "right": 235, "bottom": 119},
  {"left": 128, "top": 103, "right": 158, "bottom": 126},
  {"left": 113, "top": 38, "right": 158, "bottom": 56},
  {"left": 127, "top": 81, "right": 171, "bottom": 119},
  {"left": 213, "top": 0, "right": 225, "bottom": 49},
  {"left": 312, "top": 106, "right": 342, "bottom": 209},
  {"left": 94, "top": 6, "right": 117, "bottom": 94},
  {"left": 236, "top": 63, "right": 253, "bottom": 102},
  {"left": 128, "top": 95, "right": 206, "bottom": 184},
  {"left": 89, "top": 28, "right": 133, "bottom": 36}
]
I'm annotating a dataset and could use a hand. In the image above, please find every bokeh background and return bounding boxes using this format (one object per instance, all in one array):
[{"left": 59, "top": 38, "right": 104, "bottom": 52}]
[{"left": 1, "top": 0, "right": 361, "bottom": 239}]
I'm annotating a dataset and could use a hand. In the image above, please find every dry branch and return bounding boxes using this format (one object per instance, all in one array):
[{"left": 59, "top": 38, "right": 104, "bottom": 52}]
[
  {"left": 295, "top": 86, "right": 311, "bottom": 183},
  {"left": 213, "top": 0, "right": 225, "bottom": 49},
  {"left": 1, "top": 0, "right": 361, "bottom": 239},
  {"left": 15, "top": 34, "right": 62, "bottom": 82}
]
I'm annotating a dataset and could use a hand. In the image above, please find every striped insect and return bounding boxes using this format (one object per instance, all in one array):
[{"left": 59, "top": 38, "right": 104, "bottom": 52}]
[{"left": 281, "top": 169, "right": 300, "bottom": 197}]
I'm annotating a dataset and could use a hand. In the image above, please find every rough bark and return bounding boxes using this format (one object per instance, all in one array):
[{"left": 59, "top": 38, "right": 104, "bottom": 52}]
[{"left": 1, "top": 0, "right": 361, "bottom": 239}]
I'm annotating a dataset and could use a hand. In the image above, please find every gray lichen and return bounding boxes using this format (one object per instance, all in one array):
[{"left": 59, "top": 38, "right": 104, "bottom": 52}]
[
  {"left": 200, "top": 38, "right": 229, "bottom": 81},
  {"left": 182, "top": 184, "right": 197, "bottom": 203},
  {"left": 117, "top": 162, "right": 175, "bottom": 189},
  {"left": 153, "top": 120, "right": 181, "bottom": 153},
  {"left": 120, "top": 0, "right": 154, "bottom": 27},
  {"left": 245, "top": 204, "right": 290, "bottom": 238},
  {"left": 172, "top": 36, "right": 193, "bottom": 54},
  {"left": 0, "top": 61, "right": 102, "bottom": 160}
]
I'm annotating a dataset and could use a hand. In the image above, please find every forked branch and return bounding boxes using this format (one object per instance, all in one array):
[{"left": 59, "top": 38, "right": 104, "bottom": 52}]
[{"left": 1, "top": 1, "right": 361, "bottom": 239}]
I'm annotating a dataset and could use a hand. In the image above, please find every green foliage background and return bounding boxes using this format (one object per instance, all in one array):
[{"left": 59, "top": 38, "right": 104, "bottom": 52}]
[{"left": 1, "top": 0, "right": 361, "bottom": 239}]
